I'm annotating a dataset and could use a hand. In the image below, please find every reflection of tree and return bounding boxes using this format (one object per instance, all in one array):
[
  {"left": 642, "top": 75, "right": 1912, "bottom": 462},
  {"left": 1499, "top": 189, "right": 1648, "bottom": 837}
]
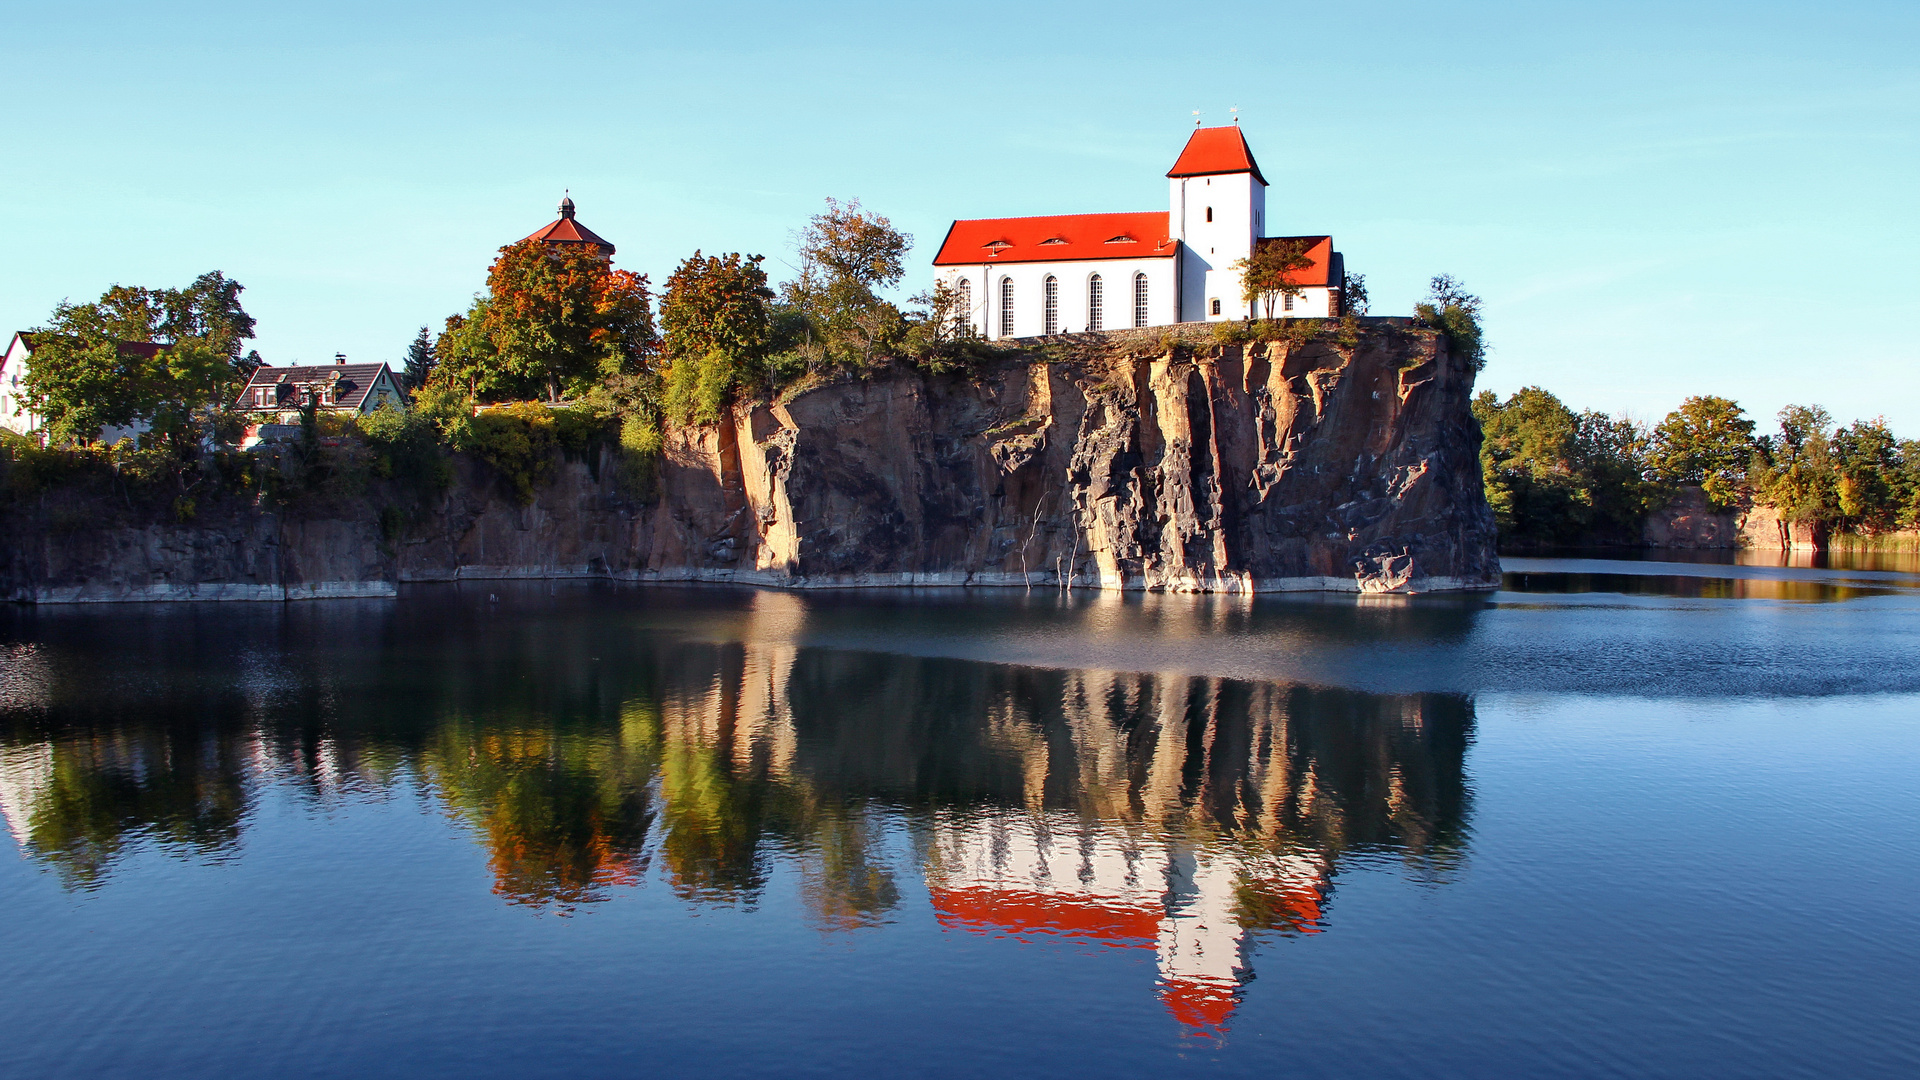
[
  {"left": 795, "top": 799, "right": 900, "bottom": 930},
  {"left": 2, "top": 730, "right": 251, "bottom": 890},
  {"left": 422, "top": 701, "right": 658, "bottom": 910}
]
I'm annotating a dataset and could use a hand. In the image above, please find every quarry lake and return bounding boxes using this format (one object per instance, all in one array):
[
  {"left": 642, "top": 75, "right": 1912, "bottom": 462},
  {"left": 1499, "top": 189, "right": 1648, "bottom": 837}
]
[{"left": 1, "top": 557, "right": 1917, "bottom": 1079}]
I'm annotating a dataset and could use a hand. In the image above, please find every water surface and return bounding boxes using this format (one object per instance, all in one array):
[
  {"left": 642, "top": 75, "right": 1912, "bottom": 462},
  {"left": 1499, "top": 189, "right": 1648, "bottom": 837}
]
[{"left": 1, "top": 558, "right": 1916, "bottom": 1078}]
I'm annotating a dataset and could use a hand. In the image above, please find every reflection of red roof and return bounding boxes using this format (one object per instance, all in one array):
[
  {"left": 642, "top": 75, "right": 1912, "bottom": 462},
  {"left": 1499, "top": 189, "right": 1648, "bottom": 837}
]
[
  {"left": 931, "top": 212, "right": 1177, "bottom": 266},
  {"left": 1167, "top": 126, "right": 1267, "bottom": 186},
  {"left": 1253, "top": 236, "right": 1336, "bottom": 287},
  {"left": 930, "top": 887, "right": 1160, "bottom": 944},
  {"left": 1159, "top": 977, "right": 1239, "bottom": 1034}
]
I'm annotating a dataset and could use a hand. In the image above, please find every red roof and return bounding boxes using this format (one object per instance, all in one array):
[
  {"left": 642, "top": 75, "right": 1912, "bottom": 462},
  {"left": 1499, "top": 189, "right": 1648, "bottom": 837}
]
[
  {"left": 1167, "top": 125, "right": 1267, "bottom": 186},
  {"left": 931, "top": 211, "right": 1176, "bottom": 266},
  {"left": 522, "top": 196, "right": 614, "bottom": 255},
  {"left": 1159, "top": 977, "right": 1240, "bottom": 1034},
  {"left": 1254, "top": 235, "right": 1337, "bottom": 287},
  {"left": 930, "top": 887, "right": 1161, "bottom": 943}
]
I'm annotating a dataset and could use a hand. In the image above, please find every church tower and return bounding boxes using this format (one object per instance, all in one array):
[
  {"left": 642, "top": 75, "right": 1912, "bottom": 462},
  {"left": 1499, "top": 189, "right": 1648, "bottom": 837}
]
[{"left": 1166, "top": 126, "right": 1268, "bottom": 321}]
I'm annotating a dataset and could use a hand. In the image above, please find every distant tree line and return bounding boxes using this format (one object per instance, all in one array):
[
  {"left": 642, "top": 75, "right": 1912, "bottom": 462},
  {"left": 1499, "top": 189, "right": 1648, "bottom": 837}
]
[{"left": 1474, "top": 388, "right": 1920, "bottom": 546}]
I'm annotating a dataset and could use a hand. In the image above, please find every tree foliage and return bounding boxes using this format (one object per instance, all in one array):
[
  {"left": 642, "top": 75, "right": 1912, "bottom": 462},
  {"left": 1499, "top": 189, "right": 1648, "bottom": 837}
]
[
  {"left": 434, "top": 240, "right": 655, "bottom": 402},
  {"left": 1234, "top": 239, "right": 1314, "bottom": 319},
  {"left": 776, "top": 198, "right": 912, "bottom": 369},
  {"left": 401, "top": 326, "right": 437, "bottom": 394},
  {"left": 20, "top": 273, "right": 259, "bottom": 448},
  {"left": 1339, "top": 272, "right": 1369, "bottom": 317},
  {"left": 1475, "top": 384, "right": 1920, "bottom": 545},
  {"left": 1746, "top": 407, "right": 1918, "bottom": 531},
  {"left": 1473, "top": 387, "right": 1655, "bottom": 545},
  {"left": 1648, "top": 396, "right": 1756, "bottom": 508},
  {"left": 660, "top": 251, "right": 774, "bottom": 424},
  {"left": 1414, "top": 275, "right": 1484, "bottom": 371}
]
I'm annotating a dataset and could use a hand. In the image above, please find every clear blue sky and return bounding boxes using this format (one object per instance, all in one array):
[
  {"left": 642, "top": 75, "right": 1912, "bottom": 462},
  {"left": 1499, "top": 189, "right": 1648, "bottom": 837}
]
[{"left": 2, "top": 1, "right": 1914, "bottom": 431}]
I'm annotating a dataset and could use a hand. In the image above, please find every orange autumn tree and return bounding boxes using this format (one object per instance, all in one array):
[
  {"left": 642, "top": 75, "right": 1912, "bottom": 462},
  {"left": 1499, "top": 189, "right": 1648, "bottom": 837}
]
[{"left": 436, "top": 239, "right": 655, "bottom": 402}]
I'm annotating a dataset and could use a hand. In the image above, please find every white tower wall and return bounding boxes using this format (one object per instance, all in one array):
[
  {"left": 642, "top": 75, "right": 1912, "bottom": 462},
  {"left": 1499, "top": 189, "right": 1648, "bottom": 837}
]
[{"left": 1169, "top": 172, "right": 1266, "bottom": 322}]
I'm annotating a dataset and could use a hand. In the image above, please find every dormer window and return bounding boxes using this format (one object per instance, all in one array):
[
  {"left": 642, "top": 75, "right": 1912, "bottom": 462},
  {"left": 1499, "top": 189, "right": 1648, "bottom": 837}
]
[
  {"left": 984, "top": 240, "right": 1011, "bottom": 256},
  {"left": 1039, "top": 237, "right": 1067, "bottom": 246},
  {"left": 1104, "top": 235, "right": 1135, "bottom": 244}
]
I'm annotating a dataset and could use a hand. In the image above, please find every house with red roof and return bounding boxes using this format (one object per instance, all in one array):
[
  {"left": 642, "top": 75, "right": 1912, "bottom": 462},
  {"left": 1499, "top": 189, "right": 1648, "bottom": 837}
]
[{"left": 932, "top": 125, "right": 1345, "bottom": 339}]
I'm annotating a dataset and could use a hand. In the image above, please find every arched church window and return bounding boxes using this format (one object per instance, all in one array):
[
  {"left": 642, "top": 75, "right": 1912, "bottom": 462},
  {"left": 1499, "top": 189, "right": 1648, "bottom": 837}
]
[
  {"left": 1087, "top": 275, "right": 1103, "bottom": 332},
  {"left": 1043, "top": 276, "right": 1059, "bottom": 335},
  {"left": 1205, "top": 207, "right": 1213, "bottom": 223},
  {"left": 999, "top": 277, "right": 1015, "bottom": 338},
  {"left": 955, "top": 279, "right": 972, "bottom": 332},
  {"left": 1132, "top": 273, "right": 1149, "bottom": 328}
]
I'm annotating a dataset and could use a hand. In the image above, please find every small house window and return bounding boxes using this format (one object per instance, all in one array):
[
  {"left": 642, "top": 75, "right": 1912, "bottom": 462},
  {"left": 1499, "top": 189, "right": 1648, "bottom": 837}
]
[
  {"left": 1210, "top": 298, "right": 1221, "bottom": 316},
  {"left": 999, "top": 277, "right": 1015, "bottom": 338},
  {"left": 1132, "top": 273, "right": 1149, "bottom": 328},
  {"left": 1284, "top": 293, "right": 1295, "bottom": 312},
  {"left": 1087, "top": 274, "right": 1104, "bottom": 332},
  {"left": 1043, "top": 276, "right": 1059, "bottom": 335}
]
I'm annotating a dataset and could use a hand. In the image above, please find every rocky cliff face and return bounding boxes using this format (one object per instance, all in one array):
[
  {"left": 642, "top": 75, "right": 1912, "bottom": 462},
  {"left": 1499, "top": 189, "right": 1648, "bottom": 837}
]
[{"left": 1, "top": 323, "right": 1500, "bottom": 601}]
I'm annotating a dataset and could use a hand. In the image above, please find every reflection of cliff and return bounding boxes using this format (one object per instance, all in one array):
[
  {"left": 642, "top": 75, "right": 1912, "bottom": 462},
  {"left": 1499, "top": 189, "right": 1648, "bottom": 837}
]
[{"left": 0, "top": 602, "right": 1470, "bottom": 1028}]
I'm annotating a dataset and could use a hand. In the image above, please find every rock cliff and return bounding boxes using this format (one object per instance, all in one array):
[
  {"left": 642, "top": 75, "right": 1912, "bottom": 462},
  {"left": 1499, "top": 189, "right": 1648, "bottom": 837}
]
[{"left": 0, "top": 323, "right": 1500, "bottom": 601}]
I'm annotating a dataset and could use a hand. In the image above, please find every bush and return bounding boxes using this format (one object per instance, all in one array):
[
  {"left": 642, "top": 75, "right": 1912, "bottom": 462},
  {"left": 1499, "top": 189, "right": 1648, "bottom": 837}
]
[
  {"left": 1414, "top": 275, "right": 1485, "bottom": 371},
  {"left": 358, "top": 403, "right": 452, "bottom": 500},
  {"left": 616, "top": 413, "right": 662, "bottom": 500},
  {"left": 466, "top": 402, "right": 558, "bottom": 504}
]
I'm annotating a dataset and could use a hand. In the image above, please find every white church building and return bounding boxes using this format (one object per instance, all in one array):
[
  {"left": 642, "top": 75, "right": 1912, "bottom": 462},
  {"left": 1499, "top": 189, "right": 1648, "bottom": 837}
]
[{"left": 932, "top": 125, "right": 1345, "bottom": 339}]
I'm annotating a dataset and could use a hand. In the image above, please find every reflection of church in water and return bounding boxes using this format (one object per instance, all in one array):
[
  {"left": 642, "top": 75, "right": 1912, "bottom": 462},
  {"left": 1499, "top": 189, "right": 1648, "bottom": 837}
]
[
  {"left": 0, "top": 596, "right": 1472, "bottom": 1037},
  {"left": 926, "top": 809, "right": 1325, "bottom": 1031},
  {"left": 649, "top": 629, "right": 1472, "bottom": 1035}
]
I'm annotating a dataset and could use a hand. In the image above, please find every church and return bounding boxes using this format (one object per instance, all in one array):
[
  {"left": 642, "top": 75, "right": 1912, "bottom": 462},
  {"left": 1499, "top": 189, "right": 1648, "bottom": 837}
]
[{"left": 931, "top": 125, "right": 1345, "bottom": 339}]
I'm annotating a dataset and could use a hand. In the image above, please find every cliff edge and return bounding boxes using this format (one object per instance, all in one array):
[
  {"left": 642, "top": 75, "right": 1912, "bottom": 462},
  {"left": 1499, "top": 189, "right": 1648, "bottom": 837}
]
[{"left": 2, "top": 323, "right": 1500, "bottom": 600}]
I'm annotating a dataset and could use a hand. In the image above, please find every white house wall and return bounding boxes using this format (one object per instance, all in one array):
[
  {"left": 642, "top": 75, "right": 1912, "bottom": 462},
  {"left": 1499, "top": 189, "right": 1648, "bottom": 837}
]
[
  {"left": 1171, "top": 173, "right": 1264, "bottom": 322},
  {"left": 1, "top": 336, "right": 38, "bottom": 437},
  {"left": 937, "top": 258, "right": 1178, "bottom": 340}
]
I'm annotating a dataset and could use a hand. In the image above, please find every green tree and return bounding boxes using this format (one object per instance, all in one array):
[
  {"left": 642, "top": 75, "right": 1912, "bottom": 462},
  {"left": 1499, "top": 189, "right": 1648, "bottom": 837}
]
[
  {"left": 660, "top": 251, "right": 775, "bottom": 424},
  {"left": 20, "top": 274, "right": 258, "bottom": 447},
  {"left": 401, "top": 326, "right": 437, "bottom": 394},
  {"left": 1649, "top": 395, "right": 1756, "bottom": 508},
  {"left": 1472, "top": 386, "right": 1652, "bottom": 544},
  {"left": 1234, "top": 238, "right": 1314, "bottom": 319},
  {"left": 1830, "top": 417, "right": 1903, "bottom": 530},
  {"left": 1339, "top": 271, "right": 1369, "bottom": 317},
  {"left": 1750, "top": 405, "right": 1837, "bottom": 526},
  {"left": 432, "top": 304, "right": 511, "bottom": 400},
  {"left": 777, "top": 198, "right": 912, "bottom": 368},
  {"left": 1414, "top": 275, "right": 1485, "bottom": 370}
]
